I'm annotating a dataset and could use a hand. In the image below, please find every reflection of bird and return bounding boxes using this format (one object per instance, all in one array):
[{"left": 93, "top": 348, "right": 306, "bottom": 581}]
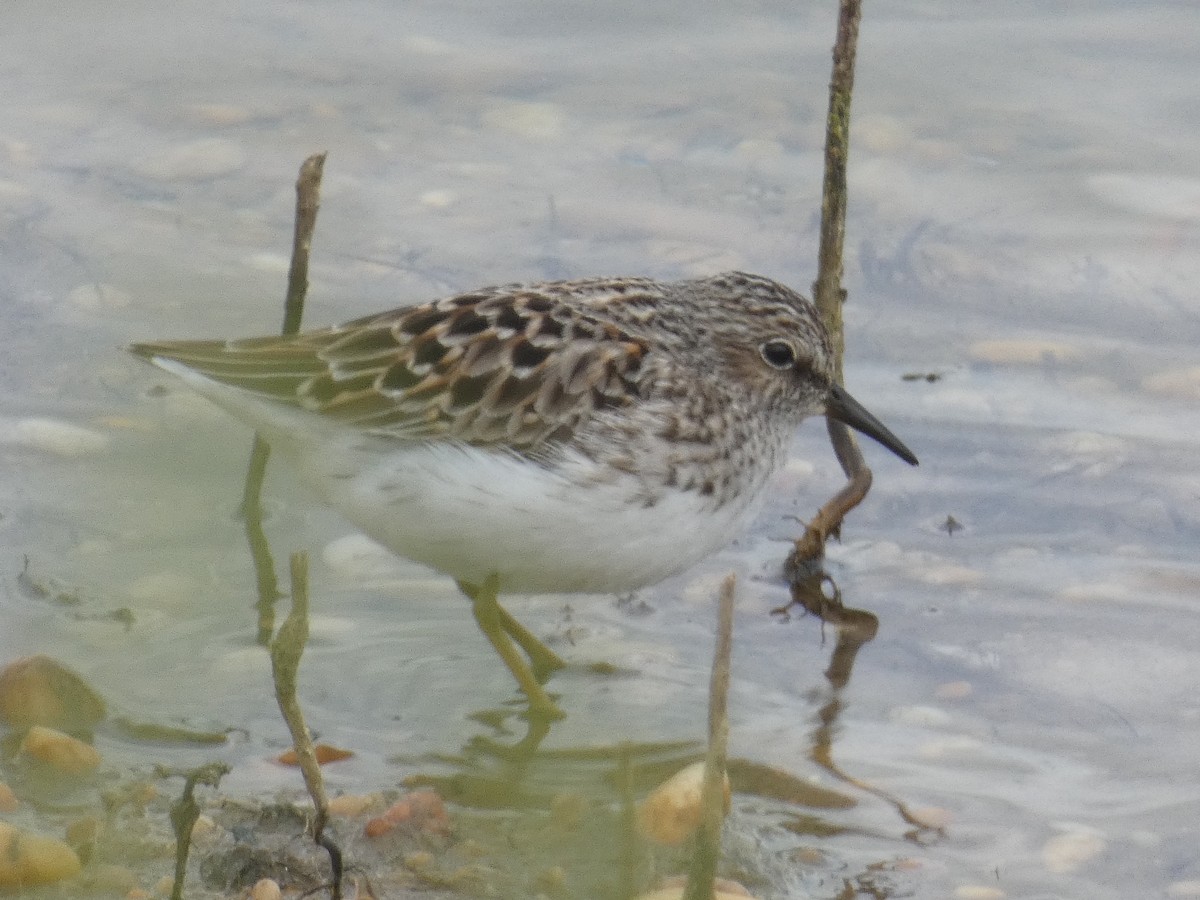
[{"left": 131, "top": 271, "right": 916, "bottom": 718}]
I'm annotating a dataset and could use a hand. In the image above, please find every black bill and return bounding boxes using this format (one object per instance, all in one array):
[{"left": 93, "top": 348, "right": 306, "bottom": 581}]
[{"left": 825, "top": 382, "right": 919, "bottom": 466}]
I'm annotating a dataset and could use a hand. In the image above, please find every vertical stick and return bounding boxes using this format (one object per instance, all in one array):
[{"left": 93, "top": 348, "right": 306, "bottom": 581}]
[
  {"left": 813, "top": 0, "right": 862, "bottom": 380},
  {"left": 683, "top": 573, "right": 736, "bottom": 900},
  {"left": 794, "top": 0, "right": 873, "bottom": 565},
  {"left": 239, "top": 152, "right": 327, "bottom": 641},
  {"left": 270, "top": 552, "right": 343, "bottom": 898}
]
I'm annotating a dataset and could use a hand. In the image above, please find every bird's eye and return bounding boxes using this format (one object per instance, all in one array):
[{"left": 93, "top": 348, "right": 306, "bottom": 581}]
[{"left": 759, "top": 339, "right": 797, "bottom": 370}]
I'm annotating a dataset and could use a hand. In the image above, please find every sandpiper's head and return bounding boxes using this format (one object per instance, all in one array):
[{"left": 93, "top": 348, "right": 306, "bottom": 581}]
[{"left": 688, "top": 272, "right": 918, "bottom": 466}]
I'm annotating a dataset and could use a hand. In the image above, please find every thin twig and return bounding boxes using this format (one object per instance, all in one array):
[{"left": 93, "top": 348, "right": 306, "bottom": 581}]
[
  {"left": 796, "top": 0, "right": 872, "bottom": 565},
  {"left": 282, "top": 153, "right": 327, "bottom": 336},
  {"left": 270, "top": 552, "right": 344, "bottom": 898},
  {"left": 238, "top": 152, "right": 327, "bottom": 642},
  {"left": 683, "top": 573, "right": 736, "bottom": 900}
]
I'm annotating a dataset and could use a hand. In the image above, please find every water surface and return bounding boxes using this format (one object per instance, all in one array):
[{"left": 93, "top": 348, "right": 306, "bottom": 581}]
[{"left": 1, "top": 2, "right": 1198, "bottom": 897}]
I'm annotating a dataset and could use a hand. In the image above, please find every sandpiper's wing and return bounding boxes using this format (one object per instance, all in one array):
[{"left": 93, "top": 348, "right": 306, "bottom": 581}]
[{"left": 129, "top": 279, "right": 653, "bottom": 449}]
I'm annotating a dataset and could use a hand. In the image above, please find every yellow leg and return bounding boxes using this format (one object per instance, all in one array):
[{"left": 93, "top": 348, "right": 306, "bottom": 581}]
[
  {"left": 493, "top": 603, "right": 566, "bottom": 680},
  {"left": 459, "top": 577, "right": 565, "bottom": 720}
]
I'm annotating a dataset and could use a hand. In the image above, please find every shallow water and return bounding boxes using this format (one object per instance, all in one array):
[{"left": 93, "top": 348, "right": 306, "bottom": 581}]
[{"left": 2, "top": 1, "right": 1199, "bottom": 897}]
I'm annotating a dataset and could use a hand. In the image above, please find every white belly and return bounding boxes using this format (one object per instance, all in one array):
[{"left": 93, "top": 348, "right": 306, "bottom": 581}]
[{"left": 294, "top": 436, "right": 764, "bottom": 594}]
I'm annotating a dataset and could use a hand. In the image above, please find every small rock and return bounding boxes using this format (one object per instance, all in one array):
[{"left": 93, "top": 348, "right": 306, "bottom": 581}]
[
  {"left": 402, "top": 850, "right": 434, "bottom": 872},
  {"left": 418, "top": 189, "right": 456, "bottom": 209},
  {"left": 1144, "top": 366, "right": 1200, "bottom": 401},
  {"left": 935, "top": 681, "right": 973, "bottom": 700},
  {"left": 250, "top": 877, "right": 282, "bottom": 900},
  {"left": 1042, "top": 825, "right": 1106, "bottom": 874},
  {"left": 19, "top": 725, "right": 101, "bottom": 775},
  {"left": 969, "top": 338, "right": 1081, "bottom": 366},
  {"left": 365, "top": 789, "right": 449, "bottom": 839},
  {"left": 953, "top": 887, "right": 1006, "bottom": 900},
  {"left": 275, "top": 743, "right": 354, "bottom": 766},
  {"left": 0, "top": 821, "right": 82, "bottom": 888},
  {"left": 140, "top": 138, "right": 245, "bottom": 181},
  {"left": 364, "top": 816, "right": 393, "bottom": 839},
  {"left": 66, "top": 282, "right": 131, "bottom": 310},
  {"left": 65, "top": 817, "right": 100, "bottom": 859},
  {"left": 0, "top": 782, "right": 17, "bottom": 813},
  {"left": 190, "top": 814, "right": 220, "bottom": 845},
  {"left": 637, "top": 761, "right": 730, "bottom": 847},
  {"left": 327, "top": 793, "right": 379, "bottom": 817},
  {"left": 1167, "top": 880, "right": 1200, "bottom": 898},
  {"left": 533, "top": 865, "right": 568, "bottom": 895}
]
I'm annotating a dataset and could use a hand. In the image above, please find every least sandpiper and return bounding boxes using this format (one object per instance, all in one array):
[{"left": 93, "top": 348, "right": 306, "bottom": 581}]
[{"left": 131, "top": 271, "right": 916, "bottom": 717}]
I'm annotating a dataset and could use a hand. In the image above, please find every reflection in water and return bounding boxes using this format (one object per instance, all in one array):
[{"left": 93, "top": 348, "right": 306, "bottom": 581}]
[{"left": 785, "top": 565, "right": 944, "bottom": 851}]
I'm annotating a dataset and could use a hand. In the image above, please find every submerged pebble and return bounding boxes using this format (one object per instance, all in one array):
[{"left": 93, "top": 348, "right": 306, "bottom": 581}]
[
  {"left": 1143, "top": 365, "right": 1200, "bottom": 401},
  {"left": 19, "top": 725, "right": 102, "bottom": 775},
  {"left": 637, "top": 760, "right": 730, "bottom": 847},
  {"left": 0, "top": 821, "right": 82, "bottom": 888},
  {"left": 1041, "top": 825, "right": 1106, "bottom": 874},
  {"left": 250, "top": 877, "right": 282, "bottom": 900},
  {"left": 327, "top": 793, "right": 380, "bottom": 817},
  {"left": 0, "top": 782, "right": 17, "bottom": 813},
  {"left": 968, "top": 338, "right": 1081, "bottom": 365},
  {"left": 138, "top": 138, "right": 246, "bottom": 181},
  {"left": 953, "top": 886, "right": 1006, "bottom": 900},
  {"left": 0, "top": 417, "right": 110, "bottom": 457},
  {"left": 66, "top": 282, "right": 131, "bottom": 310},
  {"left": 0, "top": 655, "right": 106, "bottom": 732}
]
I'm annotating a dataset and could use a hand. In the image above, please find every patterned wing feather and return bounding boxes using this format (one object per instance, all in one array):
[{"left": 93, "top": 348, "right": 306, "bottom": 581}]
[{"left": 130, "top": 284, "right": 651, "bottom": 450}]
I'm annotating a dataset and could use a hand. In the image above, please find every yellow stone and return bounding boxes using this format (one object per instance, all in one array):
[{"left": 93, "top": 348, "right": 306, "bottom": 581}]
[{"left": 0, "top": 821, "right": 82, "bottom": 888}]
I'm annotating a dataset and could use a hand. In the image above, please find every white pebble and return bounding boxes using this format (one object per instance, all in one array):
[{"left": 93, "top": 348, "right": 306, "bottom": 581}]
[
  {"left": 1144, "top": 366, "right": 1200, "bottom": 401},
  {"left": 969, "top": 338, "right": 1081, "bottom": 365},
  {"left": 483, "top": 101, "right": 564, "bottom": 139},
  {"left": 889, "top": 705, "right": 953, "bottom": 728},
  {"left": 66, "top": 283, "right": 130, "bottom": 310},
  {"left": 857, "top": 115, "right": 913, "bottom": 155},
  {"left": 250, "top": 878, "right": 282, "bottom": 900},
  {"left": 1041, "top": 826, "right": 1106, "bottom": 874},
  {"left": 418, "top": 189, "right": 456, "bottom": 209},
  {"left": 953, "top": 886, "right": 1005, "bottom": 900},
  {"left": 917, "top": 735, "right": 984, "bottom": 759},
  {"left": 1167, "top": 880, "right": 1200, "bottom": 898},
  {"left": 188, "top": 103, "right": 253, "bottom": 126},
  {"left": 1, "top": 418, "right": 110, "bottom": 457},
  {"left": 914, "top": 564, "right": 984, "bottom": 587},
  {"left": 140, "top": 138, "right": 245, "bottom": 181}
]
